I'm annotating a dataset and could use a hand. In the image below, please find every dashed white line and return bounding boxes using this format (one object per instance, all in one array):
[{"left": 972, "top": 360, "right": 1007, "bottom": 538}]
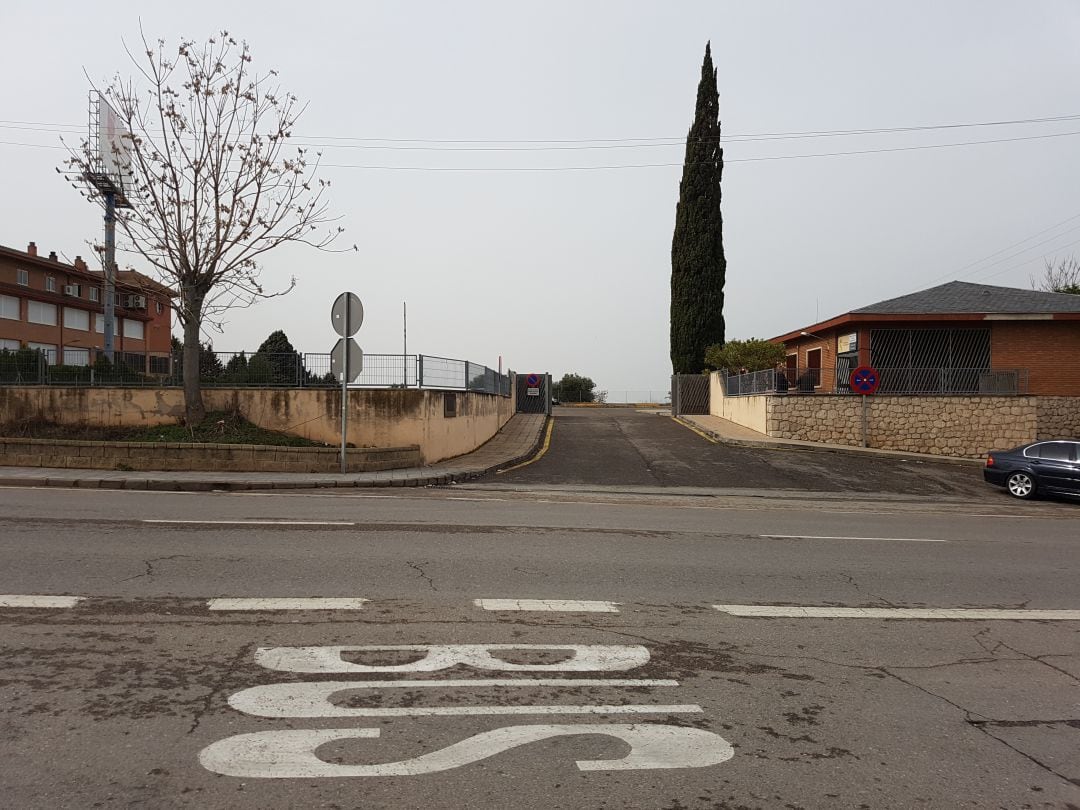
[
  {"left": 475, "top": 599, "right": 620, "bottom": 613},
  {"left": 208, "top": 598, "right": 369, "bottom": 611},
  {"left": 0, "top": 594, "right": 84, "bottom": 609},
  {"left": 757, "top": 534, "right": 946, "bottom": 543},
  {"left": 713, "top": 604, "right": 1080, "bottom": 620}
]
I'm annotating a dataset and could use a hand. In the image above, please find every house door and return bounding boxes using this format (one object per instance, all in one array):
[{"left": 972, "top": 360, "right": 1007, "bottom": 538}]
[{"left": 835, "top": 352, "right": 858, "bottom": 394}]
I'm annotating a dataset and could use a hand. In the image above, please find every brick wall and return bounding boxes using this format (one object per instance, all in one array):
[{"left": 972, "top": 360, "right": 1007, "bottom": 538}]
[{"left": 991, "top": 320, "right": 1080, "bottom": 396}]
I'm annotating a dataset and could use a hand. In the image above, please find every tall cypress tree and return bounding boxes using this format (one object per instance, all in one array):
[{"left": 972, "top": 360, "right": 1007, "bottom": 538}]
[{"left": 670, "top": 42, "right": 726, "bottom": 374}]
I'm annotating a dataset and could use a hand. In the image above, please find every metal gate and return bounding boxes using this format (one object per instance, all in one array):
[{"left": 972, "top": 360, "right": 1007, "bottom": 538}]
[
  {"left": 516, "top": 372, "right": 552, "bottom": 414},
  {"left": 671, "top": 374, "right": 710, "bottom": 415}
]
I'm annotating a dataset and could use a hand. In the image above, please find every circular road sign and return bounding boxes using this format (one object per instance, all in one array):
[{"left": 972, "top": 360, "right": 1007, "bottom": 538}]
[
  {"left": 850, "top": 365, "right": 880, "bottom": 395},
  {"left": 526, "top": 373, "right": 541, "bottom": 387},
  {"left": 331, "top": 292, "right": 364, "bottom": 338}
]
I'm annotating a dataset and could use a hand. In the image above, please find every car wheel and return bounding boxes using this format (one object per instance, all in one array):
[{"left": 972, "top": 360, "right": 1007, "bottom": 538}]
[{"left": 1006, "top": 471, "right": 1036, "bottom": 499}]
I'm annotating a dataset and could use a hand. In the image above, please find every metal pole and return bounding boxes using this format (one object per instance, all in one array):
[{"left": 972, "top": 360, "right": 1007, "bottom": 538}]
[
  {"left": 340, "top": 295, "right": 350, "bottom": 474},
  {"left": 403, "top": 301, "right": 407, "bottom": 387},
  {"left": 861, "top": 395, "right": 868, "bottom": 448},
  {"left": 103, "top": 191, "right": 117, "bottom": 362}
]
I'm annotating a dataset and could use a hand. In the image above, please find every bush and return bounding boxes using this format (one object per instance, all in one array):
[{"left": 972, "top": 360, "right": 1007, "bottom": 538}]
[{"left": 704, "top": 338, "right": 786, "bottom": 373}]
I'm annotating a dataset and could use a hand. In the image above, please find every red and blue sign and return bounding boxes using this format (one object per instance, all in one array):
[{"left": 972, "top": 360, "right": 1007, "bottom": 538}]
[
  {"left": 849, "top": 365, "right": 880, "bottom": 395},
  {"left": 526, "top": 373, "right": 541, "bottom": 387}
]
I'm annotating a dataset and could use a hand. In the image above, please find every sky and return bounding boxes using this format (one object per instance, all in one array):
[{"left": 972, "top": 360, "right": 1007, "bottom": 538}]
[{"left": 2, "top": 1, "right": 1079, "bottom": 396}]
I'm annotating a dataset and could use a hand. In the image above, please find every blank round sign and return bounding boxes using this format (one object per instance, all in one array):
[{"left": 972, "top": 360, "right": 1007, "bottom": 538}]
[{"left": 331, "top": 292, "right": 364, "bottom": 338}]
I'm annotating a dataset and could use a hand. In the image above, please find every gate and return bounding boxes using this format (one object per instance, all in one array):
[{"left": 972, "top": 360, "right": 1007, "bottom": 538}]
[
  {"left": 516, "top": 372, "right": 552, "bottom": 414},
  {"left": 671, "top": 374, "right": 710, "bottom": 415}
]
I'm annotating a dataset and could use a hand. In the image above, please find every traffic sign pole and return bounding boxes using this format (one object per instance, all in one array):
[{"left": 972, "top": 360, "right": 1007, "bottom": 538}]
[
  {"left": 848, "top": 365, "right": 880, "bottom": 449},
  {"left": 341, "top": 294, "right": 350, "bottom": 474}
]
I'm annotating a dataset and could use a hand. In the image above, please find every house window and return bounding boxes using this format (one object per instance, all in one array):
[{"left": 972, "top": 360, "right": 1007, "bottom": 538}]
[
  {"left": 0, "top": 294, "right": 19, "bottom": 321},
  {"left": 95, "top": 314, "right": 105, "bottom": 334},
  {"left": 63, "top": 307, "right": 90, "bottom": 331},
  {"left": 16, "top": 269, "right": 29, "bottom": 286},
  {"left": 156, "top": 301, "right": 164, "bottom": 315},
  {"left": 45, "top": 276, "right": 56, "bottom": 293},
  {"left": 27, "top": 301, "right": 57, "bottom": 326},
  {"left": 0, "top": 338, "right": 19, "bottom": 352},
  {"left": 26, "top": 342, "right": 57, "bottom": 364},
  {"left": 62, "top": 348, "right": 90, "bottom": 366},
  {"left": 89, "top": 287, "right": 100, "bottom": 302},
  {"left": 123, "top": 318, "right": 145, "bottom": 340}
]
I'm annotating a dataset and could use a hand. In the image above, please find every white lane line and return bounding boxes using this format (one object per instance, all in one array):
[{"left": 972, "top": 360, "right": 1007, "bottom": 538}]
[
  {"left": 229, "top": 695, "right": 702, "bottom": 718},
  {"left": 208, "top": 598, "right": 369, "bottom": 611},
  {"left": 143, "top": 519, "right": 355, "bottom": 526},
  {"left": 758, "top": 534, "right": 946, "bottom": 543},
  {"left": 713, "top": 604, "right": 1080, "bottom": 620},
  {"left": 230, "top": 679, "right": 681, "bottom": 717},
  {"left": 475, "top": 599, "right": 620, "bottom": 613},
  {"left": 0, "top": 594, "right": 84, "bottom": 609}
]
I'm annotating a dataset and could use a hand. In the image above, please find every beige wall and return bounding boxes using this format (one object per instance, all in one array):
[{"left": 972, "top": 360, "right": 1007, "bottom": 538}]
[
  {"left": 708, "top": 372, "right": 768, "bottom": 433},
  {"left": 0, "top": 386, "right": 515, "bottom": 464}
]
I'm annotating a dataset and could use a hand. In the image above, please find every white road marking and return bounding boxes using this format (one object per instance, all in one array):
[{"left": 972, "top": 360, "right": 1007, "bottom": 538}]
[
  {"left": 714, "top": 604, "right": 1080, "bottom": 620},
  {"left": 256, "top": 644, "right": 650, "bottom": 673},
  {"left": 230, "top": 696, "right": 700, "bottom": 718},
  {"left": 475, "top": 598, "right": 620, "bottom": 612},
  {"left": 229, "top": 679, "right": 680, "bottom": 717},
  {"left": 758, "top": 534, "right": 945, "bottom": 543},
  {"left": 0, "top": 594, "right": 83, "bottom": 609},
  {"left": 142, "top": 519, "right": 355, "bottom": 526},
  {"left": 208, "top": 598, "right": 368, "bottom": 611},
  {"left": 199, "top": 724, "right": 735, "bottom": 778}
]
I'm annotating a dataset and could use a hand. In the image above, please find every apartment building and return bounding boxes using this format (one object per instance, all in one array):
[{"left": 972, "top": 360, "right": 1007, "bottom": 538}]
[{"left": 0, "top": 242, "right": 174, "bottom": 372}]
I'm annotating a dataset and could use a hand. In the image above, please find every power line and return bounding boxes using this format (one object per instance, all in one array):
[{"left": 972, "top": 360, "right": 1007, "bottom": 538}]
[{"left": 3, "top": 111, "right": 1080, "bottom": 149}]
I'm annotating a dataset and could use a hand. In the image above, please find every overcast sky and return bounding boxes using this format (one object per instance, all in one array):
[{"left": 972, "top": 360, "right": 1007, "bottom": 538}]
[{"left": 3, "top": 1, "right": 1079, "bottom": 395}]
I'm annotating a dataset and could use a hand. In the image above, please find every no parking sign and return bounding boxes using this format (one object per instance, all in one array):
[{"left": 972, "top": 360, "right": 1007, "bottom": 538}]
[{"left": 849, "top": 366, "right": 880, "bottom": 395}]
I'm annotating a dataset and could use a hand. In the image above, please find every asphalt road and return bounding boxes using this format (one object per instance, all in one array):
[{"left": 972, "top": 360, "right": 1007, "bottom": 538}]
[
  {"left": 1, "top": 411, "right": 1078, "bottom": 809},
  {"left": 495, "top": 408, "right": 992, "bottom": 497}
]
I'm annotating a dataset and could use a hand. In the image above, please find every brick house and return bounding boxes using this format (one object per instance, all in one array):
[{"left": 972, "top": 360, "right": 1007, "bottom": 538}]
[
  {"left": 773, "top": 281, "right": 1080, "bottom": 397},
  {"left": 0, "top": 242, "right": 175, "bottom": 372}
]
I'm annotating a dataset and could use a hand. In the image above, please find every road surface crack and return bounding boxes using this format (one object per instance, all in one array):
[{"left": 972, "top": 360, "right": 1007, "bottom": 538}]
[
  {"left": 188, "top": 643, "right": 253, "bottom": 735},
  {"left": 836, "top": 572, "right": 896, "bottom": 607},
  {"left": 117, "top": 555, "right": 193, "bottom": 583},
  {"left": 972, "top": 629, "right": 1080, "bottom": 685},
  {"left": 407, "top": 560, "right": 437, "bottom": 591}
]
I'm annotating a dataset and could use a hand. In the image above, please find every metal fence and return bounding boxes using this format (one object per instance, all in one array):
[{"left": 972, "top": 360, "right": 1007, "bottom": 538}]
[
  {"left": 0, "top": 348, "right": 511, "bottom": 396},
  {"left": 723, "top": 366, "right": 1028, "bottom": 397}
]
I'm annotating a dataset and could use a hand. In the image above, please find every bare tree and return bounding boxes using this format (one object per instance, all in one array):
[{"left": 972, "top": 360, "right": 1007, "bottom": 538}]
[
  {"left": 1032, "top": 255, "right": 1080, "bottom": 296},
  {"left": 65, "top": 31, "right": 347, "bottom": 423}
]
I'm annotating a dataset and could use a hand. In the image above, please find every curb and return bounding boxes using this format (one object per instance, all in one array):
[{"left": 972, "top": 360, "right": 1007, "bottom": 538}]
[
  {"left": 0, "top": 418, "right": 551, "bottom": 493},
  {"left": 675, "top": 417, "right": 984, "bottom": 468}
]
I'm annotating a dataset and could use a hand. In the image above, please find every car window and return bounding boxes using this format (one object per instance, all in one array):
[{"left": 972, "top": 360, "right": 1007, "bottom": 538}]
[{"left": 1036, "top": 442, "right": 1075, "bottom": 462}]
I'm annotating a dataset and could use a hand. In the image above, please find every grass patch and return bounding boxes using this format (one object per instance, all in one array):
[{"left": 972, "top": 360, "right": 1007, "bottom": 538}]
[{"left": 1, "top": 411, "right": 332, "bottom": 447}]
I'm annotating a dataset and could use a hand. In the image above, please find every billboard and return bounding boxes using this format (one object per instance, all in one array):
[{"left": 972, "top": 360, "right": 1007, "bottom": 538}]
[{"left": 91, "top": 92, "right": 133, "bottom": 197}]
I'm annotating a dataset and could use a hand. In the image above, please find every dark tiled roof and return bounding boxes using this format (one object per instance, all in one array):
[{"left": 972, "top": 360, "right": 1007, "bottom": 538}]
[{"left": 852, "top": 281, "right": 1080, "bottom": 315}]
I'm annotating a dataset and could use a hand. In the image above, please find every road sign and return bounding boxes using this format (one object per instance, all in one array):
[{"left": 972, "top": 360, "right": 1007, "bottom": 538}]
[
  {"left": 527, "top": 388, "right": 540, "bottom": 397},
  {"left": 331, "top": 338, "right": 364, "bottom": 382},
  {"left": 850, "top": 365, "right": 880, "bottom": 395},
  {"left": 526, "top": 373, "right": 541, "bottom": 387},
  {"left": 331, "top": 292, "right": 364, "bottom": 337}
]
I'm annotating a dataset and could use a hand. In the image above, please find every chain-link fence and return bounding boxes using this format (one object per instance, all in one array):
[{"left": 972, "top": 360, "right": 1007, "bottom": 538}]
[
  {"left": 0, "top": 348, "right": 510, "bottom": 396},
  {"left": 723, "top": 366, "right": 1029, "bottom": 396}
]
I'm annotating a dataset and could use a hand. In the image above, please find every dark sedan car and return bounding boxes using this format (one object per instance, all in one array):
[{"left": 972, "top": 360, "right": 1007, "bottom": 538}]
[{"left": 983, "top": 440, "right": 1080, "bottom": 499}]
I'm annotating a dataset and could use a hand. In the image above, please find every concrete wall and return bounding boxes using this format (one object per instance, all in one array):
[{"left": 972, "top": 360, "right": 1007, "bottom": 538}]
[
  {"left": 708, "top": 372, "right": 1080, "bottom": 457},
  {"left": 0, "top": 437, "right": 420, "bottom": 473},
  {"left": 708, "top": 372, "right": 768, "bottom": 433},
  {"left": 0, "top": 386, "right": 515, "bottom": 464}
]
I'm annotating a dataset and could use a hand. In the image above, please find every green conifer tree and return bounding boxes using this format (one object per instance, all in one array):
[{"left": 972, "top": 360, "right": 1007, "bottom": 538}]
[{"left": 670, "top": 42, "right": 726, "bottom": 374}]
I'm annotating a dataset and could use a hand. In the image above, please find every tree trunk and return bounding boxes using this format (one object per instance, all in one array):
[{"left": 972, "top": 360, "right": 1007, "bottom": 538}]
[{"left": 182, "top": 316, "right": 206, "bottom": 425}]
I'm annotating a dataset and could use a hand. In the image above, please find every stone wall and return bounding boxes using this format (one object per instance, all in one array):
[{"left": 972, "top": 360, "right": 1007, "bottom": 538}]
[
  {"left": 0, "top": 385, "right": 514, "bottom": 464},
  {"left": 1035, "top": 397, "right": 1080, "bottom": 440},
  {"left": 0, "top": 437, "right": 420, "bottom": 473},
  {"left": 767, "top": 395, "right": 1042, "bottom": 456}
]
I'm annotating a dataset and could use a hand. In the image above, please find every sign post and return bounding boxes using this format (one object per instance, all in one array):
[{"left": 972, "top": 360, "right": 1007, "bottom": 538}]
[
  {"left": 849, "top": 365, "right": 879, "bottom": 448},
  {"left": 331, "top": 293, "right": 364, "bottom": 473}
]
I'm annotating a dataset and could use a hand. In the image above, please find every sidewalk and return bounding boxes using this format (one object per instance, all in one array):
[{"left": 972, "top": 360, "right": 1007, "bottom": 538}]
[
  {"left": 0, "top": 413, "right": 548, "bottom": 492},
  {"left": 677, "top": 413, "right": 983, "bottom": 467}
]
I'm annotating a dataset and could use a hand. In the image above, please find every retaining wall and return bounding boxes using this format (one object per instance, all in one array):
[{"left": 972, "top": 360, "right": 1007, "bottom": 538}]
[
  {"left": 0, "top": 386, "right": 514, "bottom": 465},
  {"left": 709, "top": 372, "right": 1080, "bottom": 457}
]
